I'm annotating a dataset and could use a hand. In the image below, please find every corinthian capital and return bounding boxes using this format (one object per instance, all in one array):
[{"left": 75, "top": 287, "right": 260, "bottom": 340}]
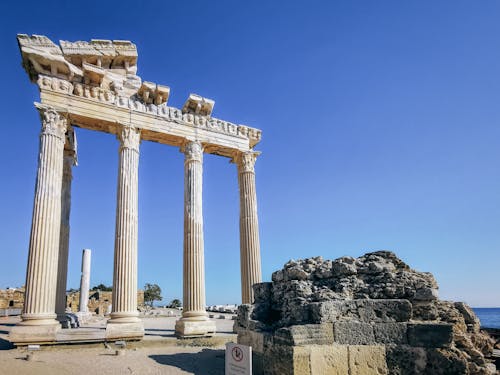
[
  {"left": 35, "top": 103, "right": 67, "bottom": 140},
  {"left": 182, "top": 140, "right": 203, "bottom": 162},
  {"left": 117, "top": 125, "right": 141, "bottom": 152},
  {"left": 234, "top": 151, "right": 260, "bottom": 173}
]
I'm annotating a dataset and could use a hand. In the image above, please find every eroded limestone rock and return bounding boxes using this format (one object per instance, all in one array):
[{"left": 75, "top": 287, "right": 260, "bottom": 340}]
[{"left": 236, "top": 251, "right": 496, "bottom": 375}]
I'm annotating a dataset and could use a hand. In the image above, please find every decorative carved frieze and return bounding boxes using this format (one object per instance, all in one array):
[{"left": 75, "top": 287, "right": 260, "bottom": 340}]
[
  {"left": 20, "top": 34, "right": 262, "bottom": 150},
  {"left": 35, "top": 103, "right": 68, "bottom": 140},
  {"left": 36, "top": 75, "right": 262, "bottom": 146}
]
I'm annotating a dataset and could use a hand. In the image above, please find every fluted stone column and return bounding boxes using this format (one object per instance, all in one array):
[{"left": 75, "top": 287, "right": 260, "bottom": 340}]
[
  {"left": 76, "top": 249, "right": 92, "bottom": 323},
  {"left": 56, "top": 129, "right": 77, "bottom": 326},
  {"left": 10, "top": 104, "right": 67, "bottom": 343},
  {"left": 105, "top": 125, "right": 144, "bottom": 340},
  {"left": 175, "top": 140, "right": 216, "bottom": 337},
  {"left": 234, "top": 151, "right": 262, "bottom": 304},
  {"left": 79, "top": 249, "right": 91, "bottom": 313}
]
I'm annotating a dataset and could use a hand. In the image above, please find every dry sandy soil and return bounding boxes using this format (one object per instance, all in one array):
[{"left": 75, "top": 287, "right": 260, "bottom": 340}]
[{"left": 0, "top": 313, "right": 237, "bottom": 375}]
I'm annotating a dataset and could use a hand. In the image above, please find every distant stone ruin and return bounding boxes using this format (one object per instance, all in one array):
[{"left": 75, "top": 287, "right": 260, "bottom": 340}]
[{"left": 236, "top": 251, "right": 496, "bottom": 374}]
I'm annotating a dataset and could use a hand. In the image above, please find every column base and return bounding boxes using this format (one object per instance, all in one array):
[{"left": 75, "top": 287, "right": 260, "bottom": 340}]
[
  {"left": 105, "top": 319, "right": 144, "bottom": 341},
  {"left": 9, "top": 321, "right": 60, "bottom": 344},
  {"left": 75, "top": 311, "right": 93, "bottom": 325},
  {"left": 175, "top": 318, "right": 216, "bottom": 338}
]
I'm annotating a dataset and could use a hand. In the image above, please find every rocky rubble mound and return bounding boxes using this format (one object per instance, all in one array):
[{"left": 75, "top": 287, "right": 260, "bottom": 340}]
[{"left": 236, "top": 251, "right": 496, "bottom": 375}]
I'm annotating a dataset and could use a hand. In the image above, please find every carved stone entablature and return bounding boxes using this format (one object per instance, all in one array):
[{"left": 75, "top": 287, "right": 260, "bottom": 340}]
[
  {"left": 182, "top": 94, "right": 215, "bottom": 117},
  {"left": 20, "top": 34, "right": 262, "bottom": 151},
  {"left": 35, "top": 103, "right": 68, "bottom": 140},
  {"left": 36, "top": 75, "right": 262, "bottom": 147},
  {"left": 138, "top": 81, "right": 170, "bottom": 105}
]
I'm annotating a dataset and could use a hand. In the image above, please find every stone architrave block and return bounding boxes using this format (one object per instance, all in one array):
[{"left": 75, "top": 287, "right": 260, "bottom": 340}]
[
  {"left": 407, "top": 323, "right": 453, "bottom": 348},
  {"left": 274, "top": 323, "right": 334, "bottom": 346},
  {"left": 373, "top": 322, "right": 408, "bottom": 344},
  {"left": 310, "top": 345, "right": 348, "bottom": 375},
  {"left": 348, "top": 345, "right": 388, "bottom": 375},
  {"left": 334, "top": 321, "right": 375, "bottom": 345}
]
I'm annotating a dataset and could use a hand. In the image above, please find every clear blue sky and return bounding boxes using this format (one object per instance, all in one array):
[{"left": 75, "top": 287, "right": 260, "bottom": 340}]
[{"left": 0, "top": 1, "right": 499, "bottom": 307}]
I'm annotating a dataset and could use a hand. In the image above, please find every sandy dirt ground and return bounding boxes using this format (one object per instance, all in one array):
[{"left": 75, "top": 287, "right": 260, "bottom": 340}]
[{"left": 0, "top": 313, "right": 237, "bottom": 375}]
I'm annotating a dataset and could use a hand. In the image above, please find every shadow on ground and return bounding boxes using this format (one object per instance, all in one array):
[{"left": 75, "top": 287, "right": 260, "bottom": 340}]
[
  {"left": 150, "top": 348, "right": 224, "bottom": 375},
  {"left": 145, "top": 328, "right": 176, "bottom": 338},
  {"left": 0, "top": 338, "right": 14, "bottom": 350}
]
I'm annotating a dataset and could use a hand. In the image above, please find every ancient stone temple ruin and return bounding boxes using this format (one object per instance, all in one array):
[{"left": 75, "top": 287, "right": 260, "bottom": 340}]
[
  {"left": 10, "top": 34, "right": 263, "bottom": 344},
  {"left": 236, "top": 251, "right": 496, "bottom": 374}
]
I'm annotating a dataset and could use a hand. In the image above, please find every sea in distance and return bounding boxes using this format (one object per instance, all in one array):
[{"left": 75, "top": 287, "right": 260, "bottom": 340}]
[{"left": 473, "top": 308, "right": 500, "bottom": 329}]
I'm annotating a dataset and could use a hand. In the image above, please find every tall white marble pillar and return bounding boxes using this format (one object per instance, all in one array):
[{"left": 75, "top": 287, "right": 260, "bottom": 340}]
[
  {"left": 10, "top": 104, "right": 67, "bottom": 343},
  {"left": 105, "top": 125, "right": 144, "bottom": 340},
  {"left": 234, "top": 151, "right": 262, "bottom": 304},
  {"left": 55, "top": 128, "right": 77, "bottom": 325},
  {"left": 79, "top": 249, "right": 91, "bottom": 313},
  {"left": 175, "top": 140, "right": 216, "bottom": 337}
]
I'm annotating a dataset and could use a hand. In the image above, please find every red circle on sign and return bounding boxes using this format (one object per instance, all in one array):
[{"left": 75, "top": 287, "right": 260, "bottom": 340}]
[{"left": 232, "top": 346, "right": 243, "bottom": 362}]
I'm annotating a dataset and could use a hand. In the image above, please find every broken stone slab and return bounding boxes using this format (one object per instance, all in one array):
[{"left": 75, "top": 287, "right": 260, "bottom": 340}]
[
  {"left": 334, "top": 321, "right": 375, "bottom": 345},
  {"left": 309, "top": 299, "right": 412, "bottom": 324},
  {"left": 273, "top": 323, "right": 334, "bottom": 346},
  {"left": 407, "top": 323, "right": 453, "bottom": 348}
]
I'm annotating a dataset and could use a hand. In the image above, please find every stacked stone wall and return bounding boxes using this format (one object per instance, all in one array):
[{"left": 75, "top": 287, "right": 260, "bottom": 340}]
[
  {"left": 236, "top": 251, "right": 496, "bottom": 374},
  {"left": 0, "top": 288, "right": 24, "bottom": 309}
]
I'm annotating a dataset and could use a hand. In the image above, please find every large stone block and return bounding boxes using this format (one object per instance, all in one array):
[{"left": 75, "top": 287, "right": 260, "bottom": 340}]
[
  {"left": 105, "top": 321, "right": 144, "bottom": 340},
  {"left": 373, "top": 322, "right": 408, "bottom": 344},
  {"left": 407, "top": 323, "right": 453, "bottom": 348},
  {"left": 293, "top": 346, "right": 311, "bottom": 375},
  {"left": 309, "top": 299, "right": 411, "bottom": 324},
  {"left": 253, "top": 282, "right": 272, "bottom": 303},
  {"left": 309, "top": 301, "right": 344, "bottom": 323},
  {"left": 237, "top": 329, "right": 271, "bottom": 353},
  {"left": 348, "top": 345, "right": 388, "bottom": 375},
  {"left": 386, "top": 345, "right": 427, "bottom": 374},
  {"left": 334, "top": 321, "right": 375, "bottom": 345},
  {"left": 310, "top": 345, "right": 348, "bottom": 375},
  {"left": 9, "top": 323, "right": 60, "bottom": 344},
  {"left": 263, "top": 344, "right": 311, "bottom": 375},
  {"left": 274, "top": 323, "right": 334, "bottom": 346},
  {"left": 174, "top": 319, "right": 215, "bottom": 338},
  {"left": 356, "top": 300, "right": 412, "bottom": 322},
  {"left": 237, "top": 304, "right": 253, "bottom": 328}
]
